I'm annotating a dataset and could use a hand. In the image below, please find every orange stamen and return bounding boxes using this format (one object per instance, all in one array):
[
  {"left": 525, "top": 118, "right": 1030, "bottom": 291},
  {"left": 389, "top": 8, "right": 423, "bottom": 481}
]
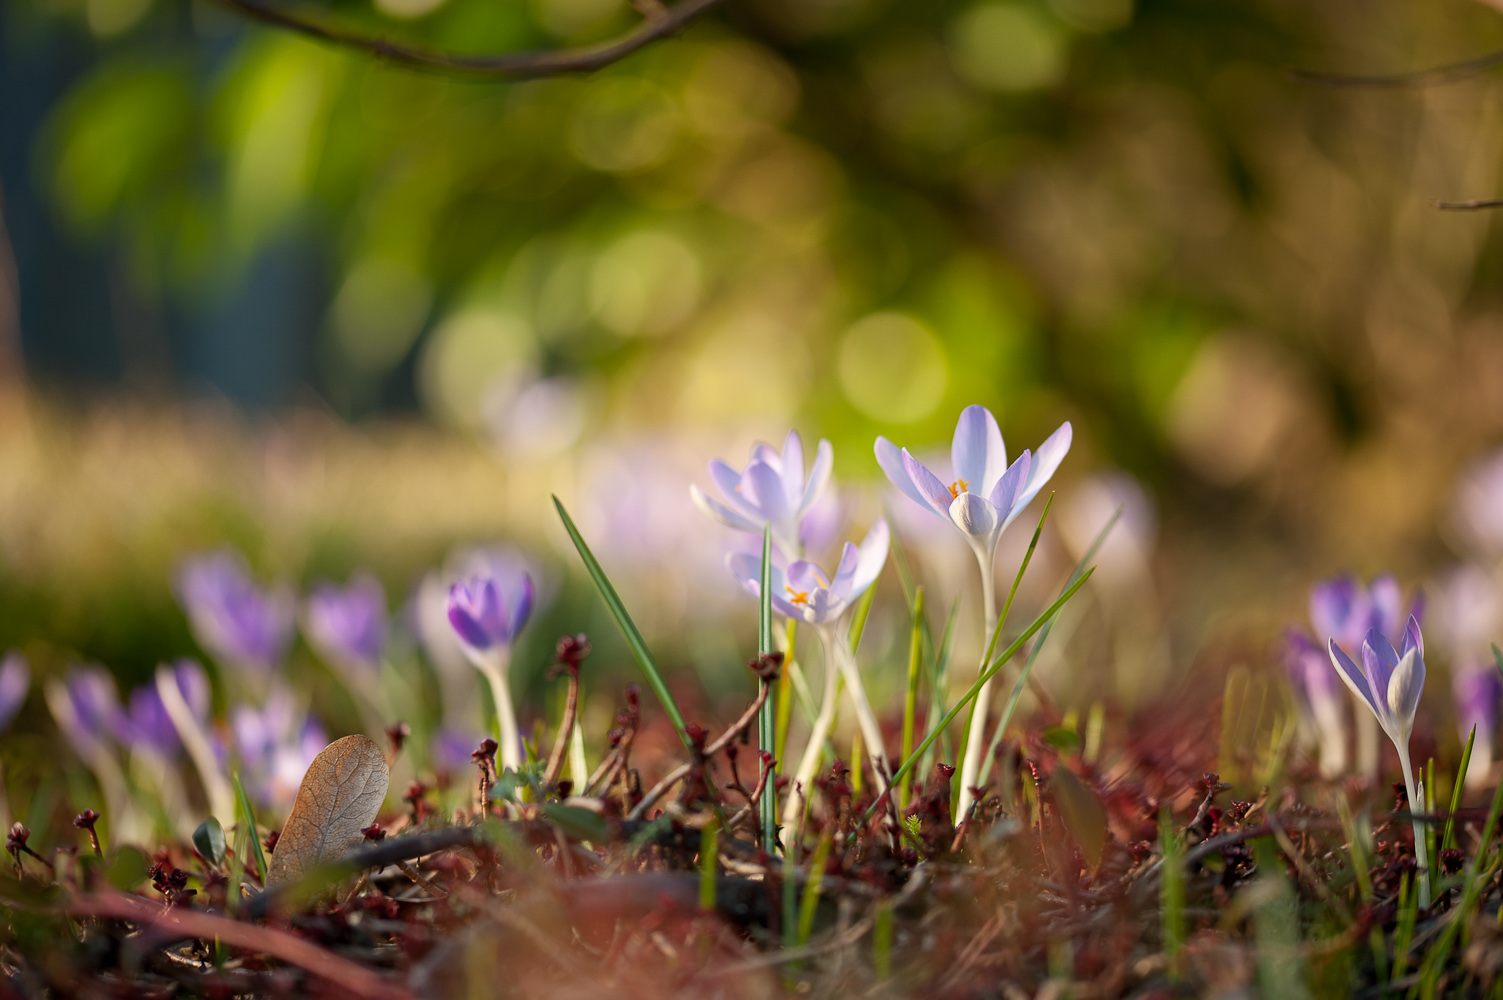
[
  {"left": 948, "top": 478, "right": 970, "bottom": 499},
  {"left": 785, "top": 586, "right": 810, "bottom": 606}
]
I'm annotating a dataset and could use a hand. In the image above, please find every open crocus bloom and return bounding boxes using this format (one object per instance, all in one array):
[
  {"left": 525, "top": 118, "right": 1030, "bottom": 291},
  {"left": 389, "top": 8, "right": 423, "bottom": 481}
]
[
  {"left": 1328, "top": 618, "right": 1426, "bottom": 747},
  {"left": 176, "top": 550, "right": 295, "bottom": 675},
  {"left": 729, "top": 519, "right": 889, "bottom": 626},
  {"left": 876, "top": 405, "right": 1071, "bottom": 549},
  {"left": 691, "top": 430, "right": 834, "bottom": 555}
]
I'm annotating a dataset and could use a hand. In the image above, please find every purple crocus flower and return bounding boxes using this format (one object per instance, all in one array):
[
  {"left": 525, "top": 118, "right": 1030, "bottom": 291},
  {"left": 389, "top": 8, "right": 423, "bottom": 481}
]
[
  {"left": 430, "top": 726, "right": 486, "bottom": 776},
  {"left": 231, "top": 686, "right": 327, "bottom": 810},
  {"left": 1311, "top": 573, "right": 1422, "bottom": 655},
  {"left": 1328, "top": 617, "right": 1432, "bottom": 905},
  {"left": 876, "top": 405, "right": 1071, "bottom": 549},
  {"left": 691, "top": 430, "right": 834, "bottom": 555},
  {"left": 1455, "top": 448, "right": 1503, "bottom": 556},
  {"left": 729, "top": 520, "right": 890, "bottom": 626},
  {"left": 447, "top": 573, "right": 534, "bottom": 651},
  {"left": 305, "top": 573, "right": 388, "bottom": 675},
  {"left": 177, "top": 550, "right": 295, "bottom": 673},
  {"left": 0, "top": 653, "right": 29, "bottom": 733},
  {"left": 117, "top": 686, "right": 180, "bottom": 758},
  {"left": 1454, "top": 663, "right": 1501, "bottom": 749},
  {"left": 64, "top": 666, "right": 126, "bottom": 737}
]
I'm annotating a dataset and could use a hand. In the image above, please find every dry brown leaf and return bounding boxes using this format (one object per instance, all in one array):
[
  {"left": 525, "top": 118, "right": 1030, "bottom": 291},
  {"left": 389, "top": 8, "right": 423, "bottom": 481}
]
[{"left": 267, "top": 735, "right": 390, "bottom": 886}]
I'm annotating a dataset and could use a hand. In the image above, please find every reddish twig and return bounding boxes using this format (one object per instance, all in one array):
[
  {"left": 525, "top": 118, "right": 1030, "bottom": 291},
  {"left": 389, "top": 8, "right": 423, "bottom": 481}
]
[
  {"left": 213, "top": 0, "right": 722, "bottom": 78},
  {"left": 628, "top": 680, "right": 771, "bottom": 820},
  {"left": 56, "top": 891, "right": 416, "bottom": 1000}
]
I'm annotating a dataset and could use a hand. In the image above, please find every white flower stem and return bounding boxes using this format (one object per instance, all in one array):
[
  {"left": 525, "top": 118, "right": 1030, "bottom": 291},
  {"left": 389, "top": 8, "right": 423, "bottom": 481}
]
[
  {"left": 155, "top": 667, "right": 234, "bottom": 823},
  {"left": 1310, "top": 695, "right": 1348, "bottom": 779},
  {"left": 474, "top": 649, "right": 521, "bottom": 773},
  {"left": 781, "top": 629, "right": 841, "bottom": 852},
  {"left": 957, "top": 542, "right": 998, "bottom": 820},
  {"left": 1397, "top": 743, "right": 1432, "bottom": 909},
  {"left": 822, "top": 625, "right": 890, "bottom": 800}
]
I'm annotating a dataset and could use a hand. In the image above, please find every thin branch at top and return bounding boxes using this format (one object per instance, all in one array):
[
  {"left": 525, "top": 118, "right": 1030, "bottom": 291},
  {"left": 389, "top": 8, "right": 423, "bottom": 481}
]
[
  {"left": 212, "top": 0, "right": 724, "bottom": 78},
  {"left": 1289, "top": 48, "right": 1503, "bottom": 89},
  {"left": 1435, "top": 198, "right": 1503, "bottom": 211}
]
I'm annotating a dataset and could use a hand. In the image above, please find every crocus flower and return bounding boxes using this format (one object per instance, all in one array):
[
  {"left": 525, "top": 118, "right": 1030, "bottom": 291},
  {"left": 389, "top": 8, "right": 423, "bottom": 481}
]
[
  {"left": 1328, "top": 618, "right": 1432, "bottom": 906},
  {"left": 45, "top": 666, "right": 140, "bottom": 841},
  {"left": 691, "top": 430, "right": 834, "bottom": 556},
  {"left": 305, "top": 573, "right": 388, "bottom": 676},
  {"left": 729, "top": 519, "right": 889, "bottom": 626},
  {"left": 231, "top": 687, "right": 328, "bottom": 810},
  {"left": 116, "top": 687, "right": 180, "bottom": 758},
  {"left": 0, "top": 653, "right": 28, "bottom": 733},
  {"left": 1454, "top": 448, "right": 1503, "bottom": 556},
  {"left": 1307, "top": 573, "right": 1422, "bottom": 780},
  {"left": 731, "top": 520, "right": 892, "bottom": 845},
  {"left": 1454, "top": 663, "right": 1501, "bottom": 790},
  {"left": 446, "top": 551, "right": 535, "bottom": 772},
  {"left": 152, "top": 658, "right": 232, "bottom": 823},
  {"left": 876, "top": 404, "right": 1071, "bottom": 818},
  {"left": 177, "top": 550, "right": 295, "bottom": 675},
  {"left": 1284, "top": 630, "right": 1347, "bottom": 778}
]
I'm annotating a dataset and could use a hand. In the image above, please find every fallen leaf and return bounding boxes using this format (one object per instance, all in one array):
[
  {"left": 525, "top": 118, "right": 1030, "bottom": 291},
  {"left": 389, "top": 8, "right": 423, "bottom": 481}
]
[
  {"left": 1050, "top": 765, "right": 1107, "bottom": 871},
  {"left": 267, "top": 735, "right": 389, "bottom": 886}
]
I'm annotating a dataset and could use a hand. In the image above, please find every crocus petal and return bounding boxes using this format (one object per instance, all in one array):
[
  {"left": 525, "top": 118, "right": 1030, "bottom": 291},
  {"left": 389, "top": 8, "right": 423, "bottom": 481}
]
[
  {"left": 951, "top": 405, "right": 1006, "bottom": 497},
  {"left": 780, "top": 430, "right": 805, "bottom": 510},
  {"left": 707, "top": 461, "right": 762, "bottom": 520},
  {"left": 875, "top": 437, "right": 935, "bottom": 514},
  {"left": 1401, "top": 615, "right": 1424, "bottom": 660},
  {"left": 690, "top": 485, "right": 764, "bottom": 533},
  {"left": 743, "top": 460, "right": 791, "bottom": 526},
  {"left": 447, "top": 584, "right": 492, "bottom": 649},
  {"left": 506, "top": 575, "right": 535, "bottom": 641},
  {"left": 1015, "top": 421, "right": 1072, "bottom": 511},
  {"left": 949, "top": 492, "right": 998, "bottom": 537},
  {"left": 1369, "top": 574, "right": 1402, "bottom": 638},
  {"left": 849, "top": 519, "right": 890, "bottom": 599},
  {"left": 800, "top": 439, "right": 834, "bottom": 516},
  {"left": 1387, "top": 647, "right": 1426, "bottom": 732},
  {"left": 828, "top": 542, "right": 862, "bottom": 602},
  {"left": 785, "top": 560, "right": 827, "bottom": 593},
  {"left": 991, "top": 450, "right": 1032, "bottom": 522},
  {"left": 1310, "top": 574, "right": 1362, "bottom": 648},
  {"left": 901, "top": 449, "right": 956, "bottom": 517},
  {"left": 1329, "top": 639, "right": 1379, "bottom": 717},
  {"left": 0, "top": 654, "right": 29, "bottom": 733},
  {"left": 1360, "top": 630, "right": 1400, "bottom": 722}
]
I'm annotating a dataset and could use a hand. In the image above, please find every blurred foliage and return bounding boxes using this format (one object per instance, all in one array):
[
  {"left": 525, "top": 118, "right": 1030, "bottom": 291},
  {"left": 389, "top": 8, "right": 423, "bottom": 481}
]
[{"left": 8, "top": 0, "right": 1503, "bottom": 704}]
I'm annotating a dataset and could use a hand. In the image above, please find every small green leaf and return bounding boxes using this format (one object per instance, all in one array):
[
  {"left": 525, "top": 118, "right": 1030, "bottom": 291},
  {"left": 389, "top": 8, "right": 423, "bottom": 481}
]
[
  {"left": 1051, "top": 766, "right": 1106, "bottom": 869},
  {"left": 193, "top": 817, "right": 227, "bottom": 868},
  {"left": 1042, "top": 726, "right": 1082, "bottom": 754},
  {"left": 233, "top": 773, "right": 269, "bottom": 884},
  {"left": 106, "top": 846, "right": 149, "bottom": 890},
  {"left": 542, "top": 803, "right": 611, "bottom": 844}
]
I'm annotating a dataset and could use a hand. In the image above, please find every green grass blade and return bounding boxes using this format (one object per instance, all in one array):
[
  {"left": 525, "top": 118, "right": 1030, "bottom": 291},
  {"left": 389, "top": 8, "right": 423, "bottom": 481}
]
[
  {"left": 775, "top": 620, "right": 797, "bottom": 768},
  {"left": 918, "top": 598, "right": 960, "bottom": 779},
  {"left": 978, "top": 503, "right": 1120, "bottom": 788},
  {"left": 900, "top": 586, "right": 925, "bottom": 813},
  {"left": 847, "top": 580, "right": 878, "bottom": 653},
  {"left": 1444, "top": 725, "right": 1476, "bottom": 851},
  {"left": 859, "top": 567, "right": 1094, "bottom": 826},
  {"left": 758, "top": 526, "right": 777, "bottom": 853},
  {"left": 1160, "top": 808, "right": 1184, "bottom": 977},
  {"left": 233, "top": 773, "right": 268, "bottom": 885},
  {"left": 554, "top": 496, "right": 692, "bottom": 753},
  {"left": 699, "top": 822, "right": 719, "bottom": 912},
  {"left": 796, "top": 829, "right": 834, "bottom": 944}
]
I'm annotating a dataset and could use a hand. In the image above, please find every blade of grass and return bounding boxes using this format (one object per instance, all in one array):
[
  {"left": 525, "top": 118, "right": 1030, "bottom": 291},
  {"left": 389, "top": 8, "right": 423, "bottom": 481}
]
[
  {"left": 1444, "top": 725, "right": 1476, "bottom": 851},
  {"left": 758, "top": 526, "right": 777, "bottom": 854},
  {"left": 859, "top": 567, "right": 1094, "bottom": 826},
  {"left": 1160, "top": 808, "right": 1184, "bottom": 978},
  {"left": 554, "top": 496, "right": 692, "bottom": 753},
  {"left": 796, "top": 828, "right": 834, "bottom": 945},
  {"left": 900, "top": 586, "right": 924, "bottom": 813},
  {"left": 699, "top": 822, "right": 719, "bottom": 912},
  {"left": 918, "top": 598, "right": 959, "bottom": 780},
  {"left": 847, "top": 581, "right": 878, "bottom": 653},
  {"left": 233, "top": 773, "right": 268, "bottom": 885},
  {"left": 775, "top": 620, "right": 797, "bottom": 768}
]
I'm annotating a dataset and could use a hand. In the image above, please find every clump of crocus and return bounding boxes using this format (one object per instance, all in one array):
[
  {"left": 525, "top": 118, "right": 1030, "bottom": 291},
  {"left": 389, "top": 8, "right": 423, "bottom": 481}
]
[
  {"left": 1306, "top": 573, "right": 1422, "bottom": 779},
  {"left": 176, "top": 550, "right": 295, "bottom": 680},
  {"left": 877, "top": 404, "right": 1071, "bottom": 817},
  {"left": 231, "top": 686, "right": 327, "bottom": 809},
  {"left": 691, "top": 430, "right": 833, "bottom": 557},
  {"left": 446, "top": 551, "right": 534, "bottom": 772},
  {"left": 1436, "top": 565, "right": 1502, "bottom": 790},
  {"left": 1454, "top": 664, "right": 1501, "bottom": 790},
  {"left": 731, "top": 519, "right": 890, "bottom": 846},
  {"left": 1328, "top": 617, "right": 1432, "bottom": 907}
]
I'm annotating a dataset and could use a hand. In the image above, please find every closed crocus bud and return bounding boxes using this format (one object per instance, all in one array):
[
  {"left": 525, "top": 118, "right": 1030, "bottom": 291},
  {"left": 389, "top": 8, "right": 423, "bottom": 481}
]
[
  {"left": 447, "top": 573, "right": 534, "bottom": 652},
  {"left": 305, "top": 573, "right": 388, "bottom": 676}
]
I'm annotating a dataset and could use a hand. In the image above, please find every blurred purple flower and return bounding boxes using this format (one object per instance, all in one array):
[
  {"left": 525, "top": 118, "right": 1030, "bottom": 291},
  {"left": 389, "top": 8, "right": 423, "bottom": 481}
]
[
  {"left": 730, "top": 520, "right": 889, "bottom": 626},
  {"left": 1284, "top": 629, "right": 1347, "bottom": 777},
  {"left": 305, "top": 573, "right": 388, "bottom": 675},
  {"left": 116, "top": 687, "right": 180, "bottom": 757},
  {"left": 430, "top": 726, "right": 486, "bottom": 775},
  {"left": 691, "top": 430, "right": 833, "bottom": 555},
  {"left": 447, "top": 570, "right": 534, "bottom": 651},
  {"left": 1454, "top": 662, "right": 1502, "bottom": 744},
  {"left": 1311, "top": 573, "right": 1422, "bottom": 655},
  {"left": 1455, "top": 448, "right": 1503, "bottom": 555},
  {"left": 177, "top": 550, "right": 295, "bottom": 673},
  {"left": 231, "top": 687, "right": 327, "bottom": 809},
  {"left": 163, "top": 659, "right": 212, "bottom": 722},
  {"left": 64, "top": 666, "right": 125, "bottom": 736},
  {"left": 876, "top": 405, "right": 1071, "bottom": 547},
  {"left": 0, "top": 653, "right": 29, "bottom": 733}
]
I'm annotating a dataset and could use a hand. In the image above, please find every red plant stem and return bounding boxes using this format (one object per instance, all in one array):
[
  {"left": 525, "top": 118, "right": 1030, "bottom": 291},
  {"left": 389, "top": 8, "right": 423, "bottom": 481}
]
[
  {"left": 628, "top": 682, "right": 771, "bottom": 820},
  {"left": 58, "top": 892, "right": 416, "bottom": 1000}
]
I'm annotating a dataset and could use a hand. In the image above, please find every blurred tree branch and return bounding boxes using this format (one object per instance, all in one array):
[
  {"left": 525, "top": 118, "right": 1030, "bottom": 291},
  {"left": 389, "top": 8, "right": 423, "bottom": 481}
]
[
  {"left": 1434, "top": 199, "right": 1503, "bottom": 211},
  {"left": 213, "top": 0, "right": 723, "bottom": 77},
  {"left": 1291, "top": 49, "right": 1503, "bottom": 88}
]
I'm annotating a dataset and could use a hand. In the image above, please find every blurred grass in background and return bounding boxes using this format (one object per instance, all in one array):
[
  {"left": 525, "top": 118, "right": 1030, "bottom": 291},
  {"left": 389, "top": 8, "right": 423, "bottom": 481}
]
[{"left": 2, "top": 0, "right": 1503, "bottom": 747}]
